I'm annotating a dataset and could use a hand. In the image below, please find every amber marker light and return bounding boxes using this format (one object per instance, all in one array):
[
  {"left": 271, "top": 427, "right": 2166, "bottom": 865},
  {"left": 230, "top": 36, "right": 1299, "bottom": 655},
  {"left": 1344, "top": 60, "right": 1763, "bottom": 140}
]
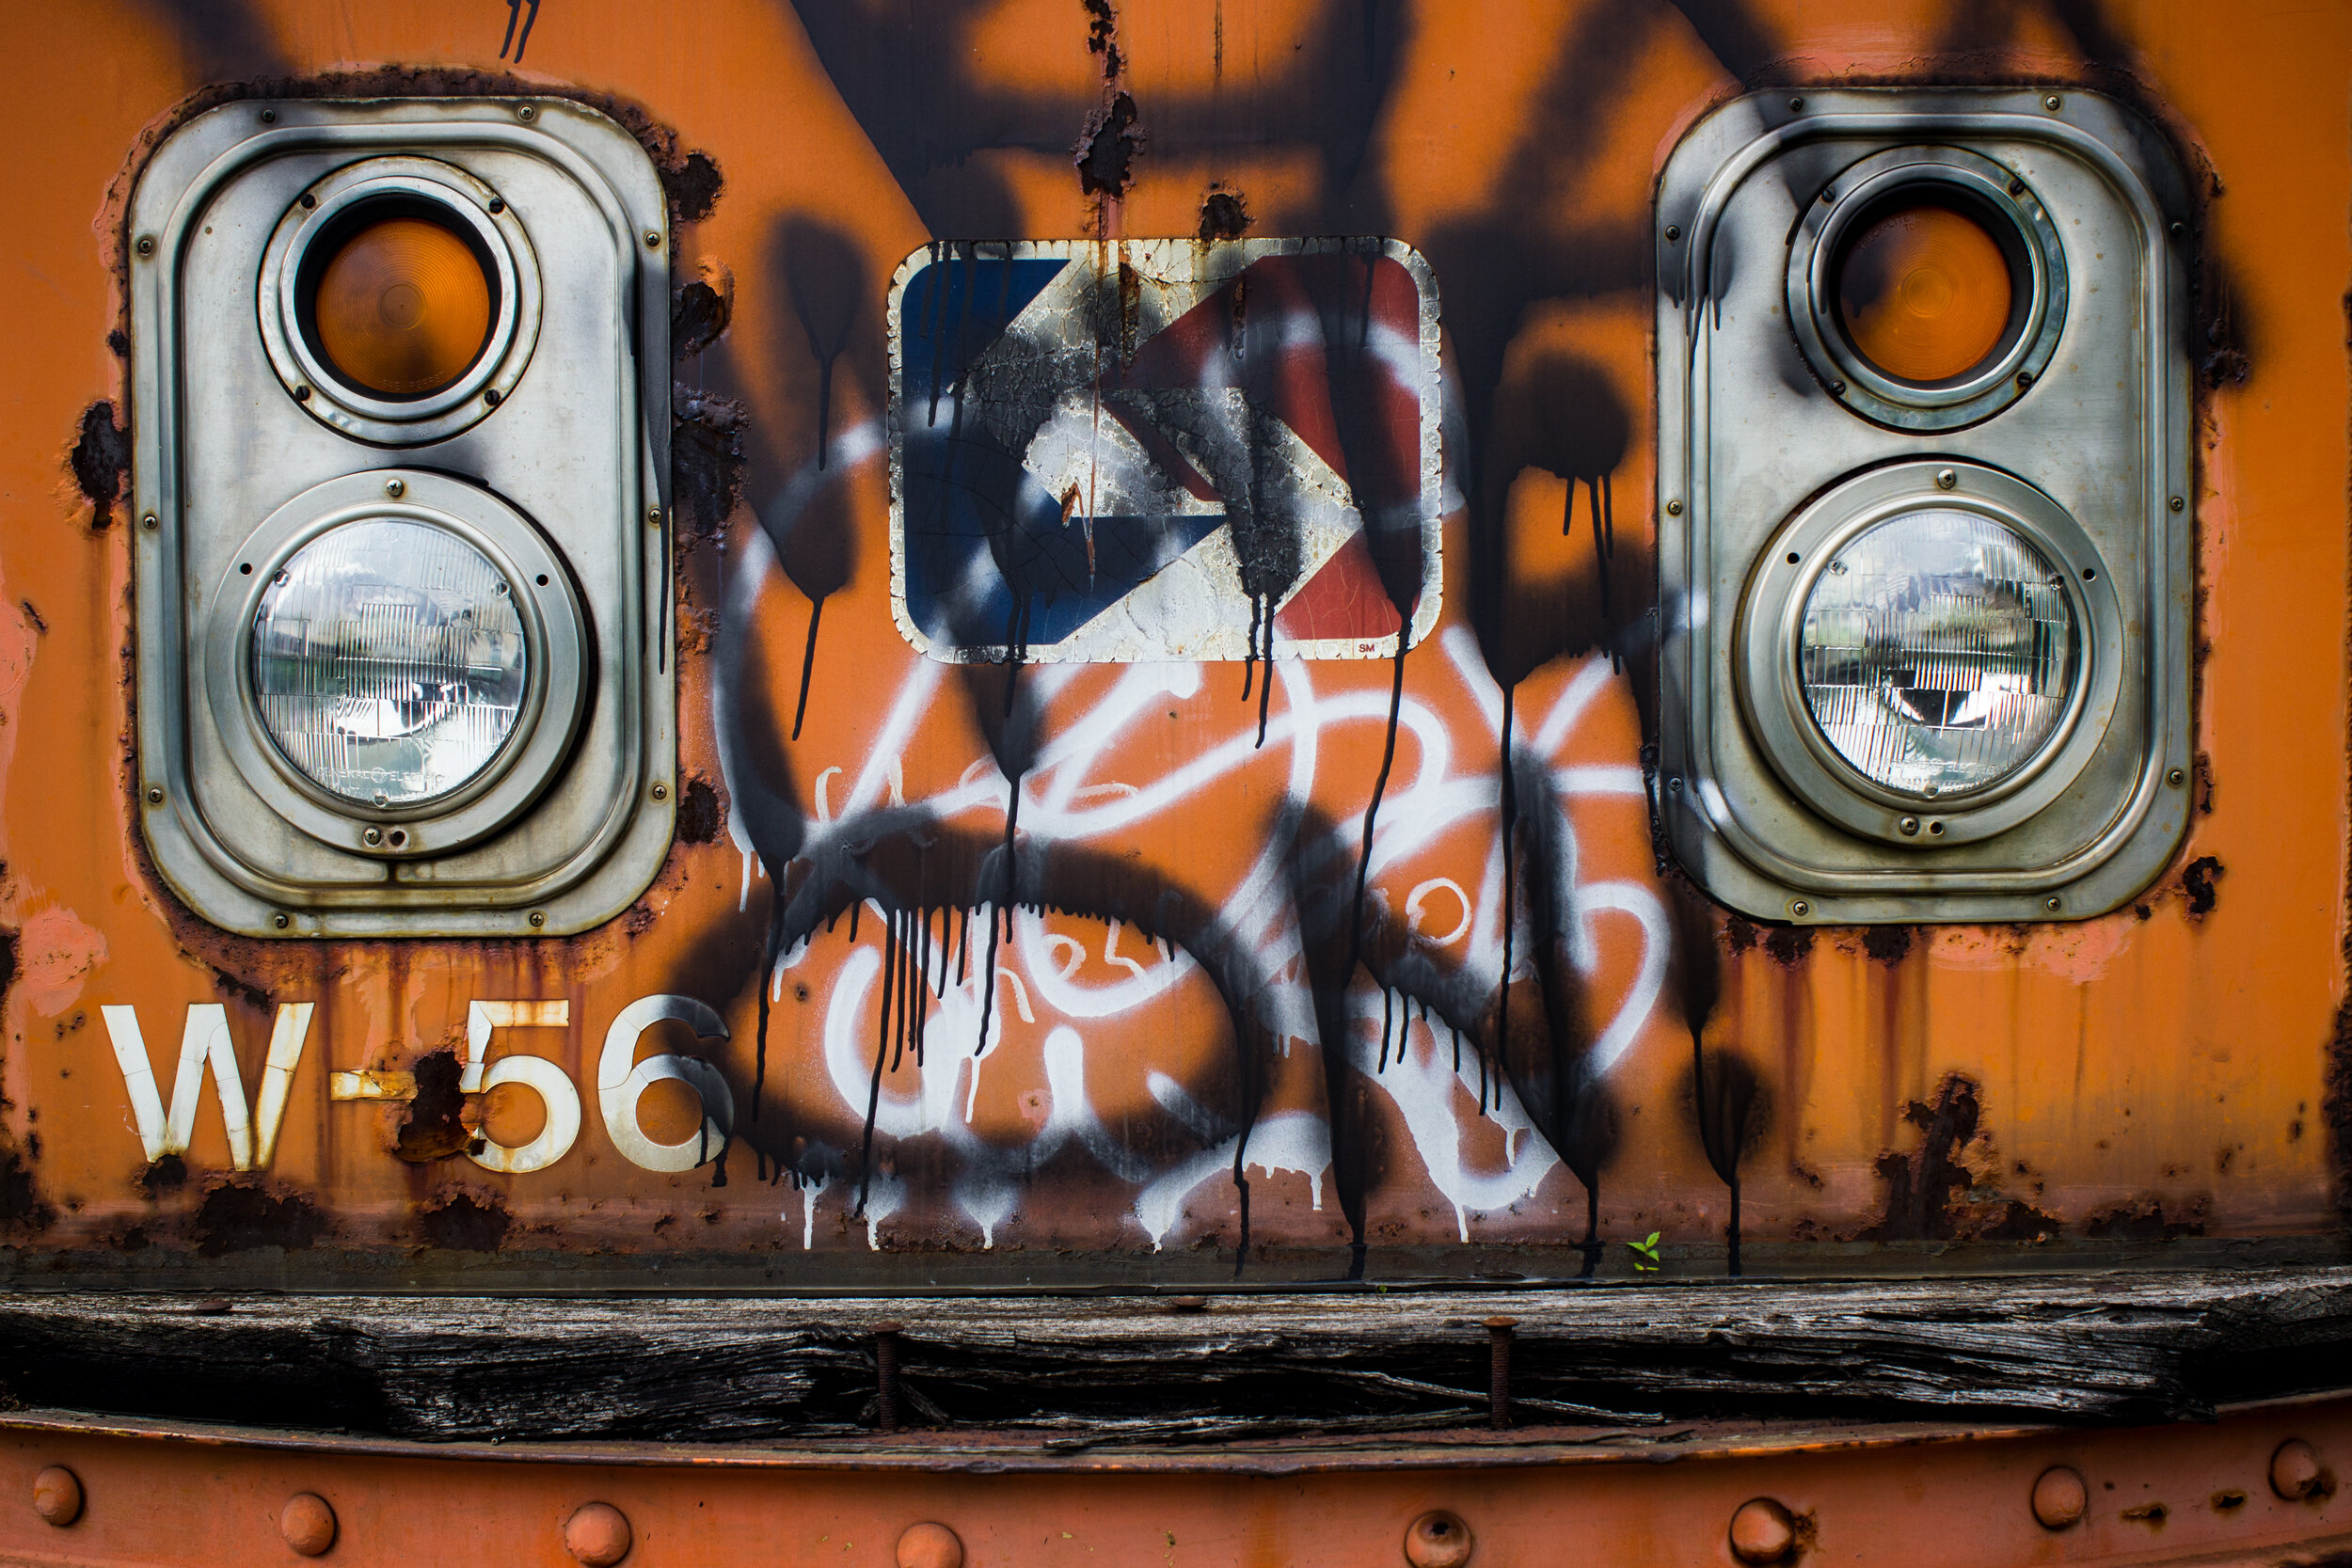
[
  {"left": 310, "top": 214, "right": 494, "bottom": 398},
  {"left": 1835, "top": 202, "right": 2016, "bottom": 384}
]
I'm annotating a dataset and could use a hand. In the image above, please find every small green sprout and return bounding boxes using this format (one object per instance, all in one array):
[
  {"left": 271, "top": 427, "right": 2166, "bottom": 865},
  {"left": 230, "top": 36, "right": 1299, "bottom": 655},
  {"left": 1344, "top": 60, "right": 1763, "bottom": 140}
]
[{"left": 1627, "top": 1231, "right": 1662, "bottom": 1272}]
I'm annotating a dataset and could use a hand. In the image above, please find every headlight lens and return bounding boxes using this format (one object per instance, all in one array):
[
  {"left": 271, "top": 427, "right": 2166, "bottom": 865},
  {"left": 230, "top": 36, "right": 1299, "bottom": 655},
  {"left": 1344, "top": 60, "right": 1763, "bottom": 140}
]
[
  {"left": 309, "top": 212, "right": 495, "bottom": 398},
  {"left": 1798, "top": 509, "right": 2078, "bottom": 799},
  {"left": 1834, "top": 201, "right": 2015, "bottom": 384},
  {"left": 251, "top": 517, "right": 528, "bottom": 807}
]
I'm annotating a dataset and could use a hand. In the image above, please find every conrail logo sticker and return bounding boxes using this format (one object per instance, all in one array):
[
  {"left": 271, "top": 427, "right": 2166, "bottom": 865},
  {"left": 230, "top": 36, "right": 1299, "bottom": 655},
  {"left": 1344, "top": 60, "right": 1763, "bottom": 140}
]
[{"left": 887, "top": 238, "right": 1444, "bottom": 664}]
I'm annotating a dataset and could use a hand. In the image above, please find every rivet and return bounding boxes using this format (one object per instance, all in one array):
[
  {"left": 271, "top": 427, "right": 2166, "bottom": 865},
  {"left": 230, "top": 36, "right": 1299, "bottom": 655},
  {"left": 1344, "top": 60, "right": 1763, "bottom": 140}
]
[
  {"left": 384, "top": 478, "right": 405, "bottom": 499},
  {"left": 650, "top": 783, "right": 669, "bottom": 801},
  {"left": 1664, "top": 499, "right": 1683, "bottom": 516},
  {"left": 874, "top": 1320, "right": 904, "bottom": 1433},
  {"left": 1935, "top": 467, "right": 1958, "bottom": 490},
  {"left": 31, "top": 1465, "right": 82, "bottom": 1527},
  {"left": 2169, "top": 220, "right": 2184, "bottom": 238},
  {"left": 260, "top": 108, "right": 277, "bottom": 124},
  {"left": 644, "top": 230, "right": 662, "bottom": 249},
  {"left": 1485, "top": 1316, "right": 1517, "bottom": 1431},
  {"left": 1664, "top": 224, "right": 1680, "bottom": 243},
  {"left": 1729, "top": 1497, "right": 1795, "bottom": 1564},
  {"left": 279, "top": 1492, "right": 336, "bottom": 1557},
  {"left": 2044, "top": 896, "right": 2062, "bottom": 913},
  {"left": 2032, "top": 1465, "right": 2087, "bottom": 1529},
  {"left": 484, "top": 388, "right": 502, "bottom": 407},
  {"left": 1402, "top": 1510, "right": 1472, "bottom": 1568},
  {"left": 146, "top": 786, "right": 164, "bottom": 805},
  {"left": 2271, "top": 1438, "right": 2325, "bottom": 1500},
  {"left": 1899, "top": 816, "right": 1919, "bottom": 836},
  {"left": 141, "top": 513, "right": 158, "bottom": 531},
  {"left": 1168, "top": 1295, "right": 1208, "bottom": 1311},
  {"left": 2167, "top": 768, "right": 2186, "bottom": 787},
  {"left": 528, "top": 911, "right": 547, "bottom": 928},
  {"left": 2043, "top": 94, "right": 2062, "bottom": 111},
  {"left": 272, "top": 913, "right": 291, "bottom": 930},
  {"left": 563, "top": 1502, "right": 630, "bottom": 1567},
  {"left": 1788, "top": 96, "right": 1804, "bottom": 111},
  {"left": 487, "top": 197, "right": 506, "bottom": 214},
  {"left": 2169, "top": 495, "right": 2185, "bottom": 512},
  {"left": 362, "top": 827, "right": 384, "bottom": 847},
  {"left": 135, "top": 235, "right": 155, "bottom": 257},
  {"left": 897, "top": 1521, "right": 965, "bottom": 1568},
  {"left": 516, "top": 104, "right": 538, "bottom": 122},
  {"left": 1788, "top": 899, "right": 1811, "bottom": 919}
]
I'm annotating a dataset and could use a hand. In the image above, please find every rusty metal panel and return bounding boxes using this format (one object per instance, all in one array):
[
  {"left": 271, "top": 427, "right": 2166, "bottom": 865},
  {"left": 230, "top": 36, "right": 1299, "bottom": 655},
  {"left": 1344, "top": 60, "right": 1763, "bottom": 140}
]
[{"left": 0, "top": 0, "right": 2343, "bottom": 1290}]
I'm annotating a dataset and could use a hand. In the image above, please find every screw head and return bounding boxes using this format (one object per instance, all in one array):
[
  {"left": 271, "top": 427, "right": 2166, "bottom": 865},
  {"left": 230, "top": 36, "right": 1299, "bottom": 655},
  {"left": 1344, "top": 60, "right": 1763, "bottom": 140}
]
[
  {"left": 1663, "top": 224, "right": 1681, "bottom": 242},
  {"left": 529, "top": 911, "right": 548, "bottom": 928},
  {"left": 299, "top": 192, "right": 316, "bottom": 210},
  {"left": 361, "top": 827, "right": 383, "bottom": 847},
  {"left": 145, "top": 785, "right": 164, "bottom": 805},
  {"left": 294, "top": 385, "right": 311, "bottom": 403},
  {"left": 1788, "top": 899, "right": 1811, "bottom": 919},
  {"left": 384, "top": 478, "right": 405, "bottom": 498},
  {"left": 2043, "top": 94, "right": 2062, "bottom": 111},
  {"left": 564, "top": 1502, "right": 630, "bottom": 1567},
  {"left": 31, "top": 1465, "right": 82, "bottom": 1527},
  {"left": 2009, "top": 177, "right": 2026, "bottom": 196},
  {"left": 2031, "top": 1465, "right": 2088, "bottom": 1529},
  {"left": 516, "top": 104, "right": 537, "bottom": 122},
  {"left": 135, "top": 235, "right": 155, "bottom": 257},
  {"left": 141, "top": 513, "right": 158, "bottom": 531},
  {"left": 1935, "top": 467, "right": 1958, "bottom": 490},
  {"left": 1666, "top": 775, "right": 1683, "bottom": 792},
  {"left": 2271, "top": 1438, "right": 2325, "bottom": 1500},
  {"left": 1788, "top": 96, "right": 1804, "bottom": 111},
  {"left": 1729, "top": 1497, "right": 1796, "bottom": 1563},
  {"left": 484, "top": 388, "right": 501, "bottom": 407},
  {"left": 279, "top": 1493, "right": 336, "bottom": 1557},
  {"left": 2016, "top": 370, "right": 2034, "bottom": 388},
  {"left": 1664, "top": 499, "right": 1683, "bottom": 516},
  {"left": 897, "top": 1521, "right": 965, "bottom": 1568},
  {"left": 2044, "top": 896, "right": 2062, "bottom": 913},
  {"left": 271, "top": 913, "right": 290, "bottom": 930},
  {"left": 487, "top": 196, "right": 505, "bottom": 214},
  {"left": 2168, "top": 767, "right": 2186, "bottom": 787},
  {"left": 2169, "top": 495, "right": 2185, "bottom": 512},
  {"left": 1899, "top": 816, "right": 1919, "bottom": 836},
  {"left": 650, "top": 782, "right": 669, "bottom": 801},
  {"left": 260, "top": 108, "right": 277, "bottom": 124},
  {"left": 1403, "top": 1510, "right": 1473, "bottom": 1568},
  {"left": 1830, "top": 379, "right": 1847, "bottom": 395},
  {"left": 648, "top": 504, "right": 664, "bottom": 526},
  {"left": 2169, "top": 220, "right": 2185, "bottom": 238},
  {"left": 645, "top": 230, "right": 662, "bottom": 249}
]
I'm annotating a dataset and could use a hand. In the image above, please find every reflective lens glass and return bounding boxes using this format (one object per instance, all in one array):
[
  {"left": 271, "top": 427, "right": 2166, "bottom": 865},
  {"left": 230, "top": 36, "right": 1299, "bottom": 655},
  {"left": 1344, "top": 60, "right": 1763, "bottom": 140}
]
[
  {"left": 1799, "top": 510, "right": 2078, "bottom": 799},
  {"left": 251, "top": 518, "right": 528, "bottom": 806},
  {"left": 1835, "top": 203, "right": 2014, "bottom": 384},
  {"left": 311, "top": 214, "right": 493, "bottom": 397}
]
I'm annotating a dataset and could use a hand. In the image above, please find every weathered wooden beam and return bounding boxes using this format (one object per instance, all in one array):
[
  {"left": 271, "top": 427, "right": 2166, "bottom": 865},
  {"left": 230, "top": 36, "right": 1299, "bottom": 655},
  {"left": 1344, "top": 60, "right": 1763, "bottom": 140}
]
[{"left": 0, "top": 1269, "right": 2345, "bottom": 1446}]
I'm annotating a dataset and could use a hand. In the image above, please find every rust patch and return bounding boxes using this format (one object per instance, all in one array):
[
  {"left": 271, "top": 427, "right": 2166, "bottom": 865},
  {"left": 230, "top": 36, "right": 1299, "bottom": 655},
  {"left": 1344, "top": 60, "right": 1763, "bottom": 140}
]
[
  {"left": 666, "top": 149, "right": 723, "bottom": 225},
  {"left": 418, "top": 1191, "right": 512, "bottom": 1252},
  {"left": 1198, "top": 185, "right": 1252, "bottom": 242},
  {"left": 673, "top": 385, "right": 748, "bottom": 542},
  {"left": 1762, "top": 925, "right": 1814, "bottom": 966},
  {"left": 1861, "top": 1073, "right": 1986, "bottom": 1242},
  {"left": 2082, "top": 1193, "right": 2210, "bottom": 1240},
  {"left": 2212, "top": 1490, "right": 2247, "bottom": 1511},
  {"left": 2181, "top": 854, "right": 2224, "bottom": 916},
  {"left": 392, "top": 1051, "right": 479, "bottom": 1164},
  {"left": 1860, "top": 926, "right": 1913, "bottom": 966},
  {"left": 676, "top": 777, "right": 724, "bottom": 845},
  {"left": 672, "top": 278, "right": 731, "bottom": 361},
  {"left": 68, "top": 401, "right": 129, "bottom": 531},
  {"left": 1076, "top": 91, "right": 1143, "bottom": 198},
  {"left": 192, "top": 1181, "right": 325, "bottom": 1256},
  {"left": 2122, "top": 1501, "right": 2169, "bottom": 1527},
  {"left": 0, "top": 1148, "right": 54, "bottom": 1235},
  {"left": 208, "top": 965, "right": 269, "bottom": 1015},
  {"left": 137, "top": 1153, "right": 187, "bottom": 1198}
]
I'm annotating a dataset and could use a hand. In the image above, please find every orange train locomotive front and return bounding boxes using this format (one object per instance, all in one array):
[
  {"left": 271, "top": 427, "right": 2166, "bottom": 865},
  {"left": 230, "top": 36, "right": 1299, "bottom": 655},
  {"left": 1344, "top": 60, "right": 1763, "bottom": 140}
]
[{"left": 0, "top": 3, "right": 2345, "bottom": 1565}]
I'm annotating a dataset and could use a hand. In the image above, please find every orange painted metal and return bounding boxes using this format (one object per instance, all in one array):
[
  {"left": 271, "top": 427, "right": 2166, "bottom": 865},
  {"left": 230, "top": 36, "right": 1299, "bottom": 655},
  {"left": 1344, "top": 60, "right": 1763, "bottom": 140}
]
[
  {"left": 0, "top": 1397, "right": 2345, "bottom": 1565},
  {"left": 0, "top": 2, "right": 2343, "bottom": 1283}
]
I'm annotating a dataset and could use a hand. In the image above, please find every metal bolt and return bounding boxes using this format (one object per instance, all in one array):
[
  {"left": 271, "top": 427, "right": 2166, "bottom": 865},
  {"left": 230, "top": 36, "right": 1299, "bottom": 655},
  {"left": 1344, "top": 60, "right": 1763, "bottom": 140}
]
[
  {"left": 1664, "top": 224, "right": 1680, "bottom": 242},
  {"left": 1729, "top": 1497, "right": 1796, "bottom": 1564},
  {"left": 279, "top": 1493, "right": 337, "bottom": 1557},
  {"left": 2169, "top": 495, "right": 2185, "bottom": 512},
  {"left": 528, "top": 911, "right": 547, "bottom": 928},
  {"left": 271, "top": 913, "right": 290, "bottom": 930},
  {"left": 563, "top": 1502, "right": 630, "bottom": 1567},
  {"left": 1402, "top": 1510, "right": 1473, "bottom": 1568},
  {"left": 260, "top": 108, "right": 277, "bottom": 124},
  {"left": 2044, "top": 896, "right": 2062, "bottom": 913},
  {"left": 1788, "top": 96, "right": 1804, "bottom": 111},
  {"left": 2043, "top": 94, "right": 2062, "bottom": 111},
  {"left": 2168, "top": 768, "right": 2186, "bottom": 787},
  {"left": 874, "top": 1321, "right": 904, "bottom": 1433},
  {"left": 516, "top": 104, "right": 538, "bottom": 122},
  {"left": 645, "top": 230, "right": 662, "bottom": 249},
  {"left": 135, "top": 235, "right": 155, "bottom": 257},
  {"left": 2271, "top": 1437, "right": 2325, "bottom": 1500},
  {"left": 384, "top": 478, "right": 405, "bottom": 498},
  {"left": 145, "top": 785, "right": 164, "bottom": 805},
  {"left": 484, "top": 388, "right": 501, "bottom": 407},
  {"left": 1788, "top": 899, "right": 1810, "bottom": 919},
  {"left": 362, "top": 827, "right": 383, "bottom": 847},
  {"left": 141, "top": 513, "right": 158, "bottom": 531},
  {"left": 1485, "top": 1316, "right": 1517, "bottom": 1431},
  {"left": 648, "top": 504, "right": 663, "bottom": 527},
  {"left": 1899, "top": 816, "right": 1919, "bottom": 836},
  {"left": 898, "top": 1522, "right": 965, "bottom": 1568},
  {"left": 1936, "top": 467, "right": 1958, "bottom": 490},
  {"left": 31, "top": 1465, "right": 82, "bottom": 1528},
  {"left": 1665, "top": 499, "right": 1683, "bottom": 516},
  {"left": 650, "top": 782, "right": 669, "bottom": 801},
  {"left": 2032, "top": 1465, "right": 2088, "bottom": 1529}
]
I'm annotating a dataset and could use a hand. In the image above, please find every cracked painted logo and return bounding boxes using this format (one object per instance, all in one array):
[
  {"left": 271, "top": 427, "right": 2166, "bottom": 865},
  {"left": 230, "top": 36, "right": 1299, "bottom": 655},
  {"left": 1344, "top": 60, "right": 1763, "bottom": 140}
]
[{"left": 888, "top": 238, "right": 1445, "bottom": 663}]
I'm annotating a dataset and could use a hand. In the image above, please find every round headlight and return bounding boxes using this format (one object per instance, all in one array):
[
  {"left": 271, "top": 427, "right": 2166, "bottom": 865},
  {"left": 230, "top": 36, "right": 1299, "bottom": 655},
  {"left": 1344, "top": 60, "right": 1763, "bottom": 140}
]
[
  {"left": 1834, "top": 200, "right": 2016, "bottom": 385},
  {"left": 250, "top": 517, "right": 529, "bottom": 807},
  {"left": 307, "top": 210, "right": 496, "bottom": 398},
  {"left": 1797, "top": 508, "right": 2079, "bottom": 800}
]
